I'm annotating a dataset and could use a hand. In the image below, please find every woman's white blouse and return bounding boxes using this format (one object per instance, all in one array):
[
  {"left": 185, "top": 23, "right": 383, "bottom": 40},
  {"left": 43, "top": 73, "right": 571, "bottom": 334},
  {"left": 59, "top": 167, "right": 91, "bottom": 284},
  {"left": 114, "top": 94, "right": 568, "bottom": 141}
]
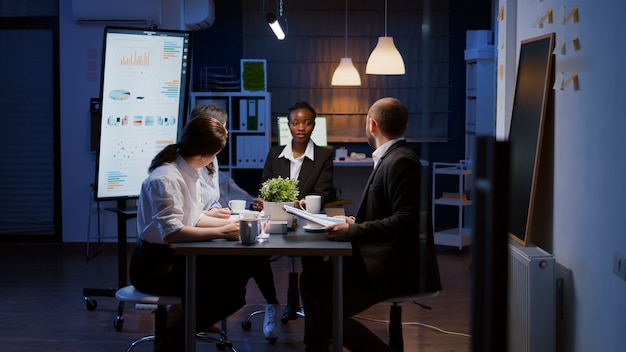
[{"left": 137, "top": 154, "right": 205, "bottom": 244}]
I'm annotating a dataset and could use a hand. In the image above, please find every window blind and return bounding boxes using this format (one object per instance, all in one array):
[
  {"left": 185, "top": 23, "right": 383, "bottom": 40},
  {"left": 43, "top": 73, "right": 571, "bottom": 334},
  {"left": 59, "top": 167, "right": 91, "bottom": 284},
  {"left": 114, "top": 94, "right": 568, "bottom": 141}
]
[{"left": 0, "top": 28, "right": 56, "bottom": 237}]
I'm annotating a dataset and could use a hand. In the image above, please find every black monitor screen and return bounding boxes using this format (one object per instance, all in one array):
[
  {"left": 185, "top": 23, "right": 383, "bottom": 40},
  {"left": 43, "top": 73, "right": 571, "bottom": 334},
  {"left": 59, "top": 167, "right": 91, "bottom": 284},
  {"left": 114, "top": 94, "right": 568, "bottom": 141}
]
[{"left": 94, "top": 26, "right": 191, "bottom": 201}]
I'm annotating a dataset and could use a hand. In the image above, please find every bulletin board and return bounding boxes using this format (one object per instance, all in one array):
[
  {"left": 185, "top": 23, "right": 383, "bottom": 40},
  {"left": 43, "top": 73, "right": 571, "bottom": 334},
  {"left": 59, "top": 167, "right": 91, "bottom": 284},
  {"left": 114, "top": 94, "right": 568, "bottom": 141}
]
[{"left": 507, "top": 33, "right": 555, "bottom": 246}]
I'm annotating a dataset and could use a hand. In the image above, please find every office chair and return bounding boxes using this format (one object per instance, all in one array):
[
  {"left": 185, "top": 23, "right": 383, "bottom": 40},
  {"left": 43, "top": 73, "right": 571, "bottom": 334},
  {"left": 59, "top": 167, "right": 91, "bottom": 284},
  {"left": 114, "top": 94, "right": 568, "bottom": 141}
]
[
  {"left": 386, "top": 160, "right": 442, "bottom": 352},
  {"left": 115, "top": 285, "right": 237, "bottom": 352},
  {"left": 386, "top": 291, "right": 440, "bottom": 352}
]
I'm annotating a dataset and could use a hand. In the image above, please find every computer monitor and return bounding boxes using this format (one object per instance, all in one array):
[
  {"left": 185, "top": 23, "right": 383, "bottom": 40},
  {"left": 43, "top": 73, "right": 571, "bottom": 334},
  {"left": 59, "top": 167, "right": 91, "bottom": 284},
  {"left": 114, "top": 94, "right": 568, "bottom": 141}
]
[
  {"left": 94, "top": 26, "right": 192, "bottom": 201},
  {"left": 277, "top": 116, "right": 327, "bottom": 146}
]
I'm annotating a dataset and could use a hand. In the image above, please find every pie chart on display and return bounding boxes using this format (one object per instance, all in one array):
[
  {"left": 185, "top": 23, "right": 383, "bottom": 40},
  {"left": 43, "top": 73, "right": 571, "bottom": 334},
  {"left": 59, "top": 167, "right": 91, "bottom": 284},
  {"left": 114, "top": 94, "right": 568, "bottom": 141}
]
[{"left": 109, "top": 89, "right": 131, "bottom": 101}]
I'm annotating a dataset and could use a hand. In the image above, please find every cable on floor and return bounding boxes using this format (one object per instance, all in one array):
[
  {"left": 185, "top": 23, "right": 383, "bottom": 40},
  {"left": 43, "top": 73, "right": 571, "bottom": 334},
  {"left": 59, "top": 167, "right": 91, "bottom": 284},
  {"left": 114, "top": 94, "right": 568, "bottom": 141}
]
[{"left": 353, "top": 315, "right": 471, "bottom": 338}]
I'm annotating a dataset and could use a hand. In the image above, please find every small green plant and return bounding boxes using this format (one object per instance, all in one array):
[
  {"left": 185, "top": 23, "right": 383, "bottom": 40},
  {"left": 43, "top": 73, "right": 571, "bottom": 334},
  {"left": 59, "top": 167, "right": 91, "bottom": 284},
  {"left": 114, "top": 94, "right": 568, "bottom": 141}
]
[{"left": 260, "top": 176, "right": 299, "bottom": 202}]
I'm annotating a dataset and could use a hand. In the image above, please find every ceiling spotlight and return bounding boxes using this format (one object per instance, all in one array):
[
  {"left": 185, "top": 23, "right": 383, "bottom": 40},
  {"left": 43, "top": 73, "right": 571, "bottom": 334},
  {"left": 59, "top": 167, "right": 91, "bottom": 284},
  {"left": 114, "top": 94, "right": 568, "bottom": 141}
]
[
  {"left": 266, "top": 12, "right": 286, "bottom": 40},
  {"left": 266, "top": 0, "right": 287, "bottom": 40}
]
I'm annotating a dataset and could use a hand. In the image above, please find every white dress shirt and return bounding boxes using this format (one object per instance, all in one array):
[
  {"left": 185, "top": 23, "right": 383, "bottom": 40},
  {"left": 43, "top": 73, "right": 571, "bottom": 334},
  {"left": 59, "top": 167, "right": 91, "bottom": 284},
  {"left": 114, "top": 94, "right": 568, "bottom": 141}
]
[
  {"left": 372, "top": 137, "right": 405, "bottom": 169},
  {"left": 137, "top": 154, "right": 205, "bottom": 244},
  {"left": 199, "top": 159, "right": 221, "bottom": 211},
  {"left": 278, "top": 138, "right": 315, "bottom": 180}
]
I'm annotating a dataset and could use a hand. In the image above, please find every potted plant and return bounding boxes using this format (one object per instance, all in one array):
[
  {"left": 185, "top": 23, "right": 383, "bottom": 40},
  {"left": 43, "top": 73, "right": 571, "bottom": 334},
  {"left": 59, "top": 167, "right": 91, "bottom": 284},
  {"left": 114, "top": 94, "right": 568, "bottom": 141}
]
[{"left": 259, "top": 176, "right": 299, "bottom": 222}]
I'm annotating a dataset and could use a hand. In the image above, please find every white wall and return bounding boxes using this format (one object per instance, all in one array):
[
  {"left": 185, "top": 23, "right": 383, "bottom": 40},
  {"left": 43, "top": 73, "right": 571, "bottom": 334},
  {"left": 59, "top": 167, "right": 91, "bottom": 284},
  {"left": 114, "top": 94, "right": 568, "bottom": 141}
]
[
  {"left": 58, "top": 0, "right": 214, "bottom": 243},
  {"left": 497, "top": 1, "right": 626, "bottom": 351},
  {"left": 59, "top": 0, "right": 127, "bottom": 243}
]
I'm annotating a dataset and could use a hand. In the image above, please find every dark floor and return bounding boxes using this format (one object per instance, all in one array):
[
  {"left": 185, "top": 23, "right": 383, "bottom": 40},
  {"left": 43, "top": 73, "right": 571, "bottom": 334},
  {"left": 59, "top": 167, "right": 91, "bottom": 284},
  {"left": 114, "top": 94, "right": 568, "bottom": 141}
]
[{"left": 0, "top": 242, "right": 471, "bottom": 352}]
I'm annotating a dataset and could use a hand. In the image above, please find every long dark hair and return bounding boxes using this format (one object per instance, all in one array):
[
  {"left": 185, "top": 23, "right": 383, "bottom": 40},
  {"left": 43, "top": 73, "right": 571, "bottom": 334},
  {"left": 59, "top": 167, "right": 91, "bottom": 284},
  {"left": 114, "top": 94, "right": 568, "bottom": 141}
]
[{"left": 148, "top": 116, "right": 227, "bottom": 172}]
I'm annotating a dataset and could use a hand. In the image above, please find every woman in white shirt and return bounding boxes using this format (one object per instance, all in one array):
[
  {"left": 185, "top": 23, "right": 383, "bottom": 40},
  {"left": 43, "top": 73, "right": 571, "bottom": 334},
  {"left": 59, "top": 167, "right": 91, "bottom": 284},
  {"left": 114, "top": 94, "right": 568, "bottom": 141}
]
[
  {"left": 129, "top": 115, "right": 252, "bottom": 351},
  {"left": 192, "top": 104, "right": 233, "bottom": 219}
]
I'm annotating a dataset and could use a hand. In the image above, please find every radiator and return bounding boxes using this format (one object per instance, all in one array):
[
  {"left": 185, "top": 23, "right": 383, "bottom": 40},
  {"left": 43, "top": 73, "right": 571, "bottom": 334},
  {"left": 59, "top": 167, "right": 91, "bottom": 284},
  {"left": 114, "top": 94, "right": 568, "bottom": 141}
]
[{"left": 508, "top": 241, "right": 556, "bottom": 352}]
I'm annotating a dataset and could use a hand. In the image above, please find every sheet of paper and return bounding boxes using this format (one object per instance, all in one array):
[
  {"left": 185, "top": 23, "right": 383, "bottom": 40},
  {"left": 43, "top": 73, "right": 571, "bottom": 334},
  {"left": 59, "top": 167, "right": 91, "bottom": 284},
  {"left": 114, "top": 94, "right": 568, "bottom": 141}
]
[{"left": 283, "top": 205, "right": 346, "bottom": 227}]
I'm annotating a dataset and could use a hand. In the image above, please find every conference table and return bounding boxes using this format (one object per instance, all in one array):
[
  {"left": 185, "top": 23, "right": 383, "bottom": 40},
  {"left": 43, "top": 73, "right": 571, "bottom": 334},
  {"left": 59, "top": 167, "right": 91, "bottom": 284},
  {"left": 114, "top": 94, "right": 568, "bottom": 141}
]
[{"left": 174, "top": 222, "right": 353, "bottom": 352}]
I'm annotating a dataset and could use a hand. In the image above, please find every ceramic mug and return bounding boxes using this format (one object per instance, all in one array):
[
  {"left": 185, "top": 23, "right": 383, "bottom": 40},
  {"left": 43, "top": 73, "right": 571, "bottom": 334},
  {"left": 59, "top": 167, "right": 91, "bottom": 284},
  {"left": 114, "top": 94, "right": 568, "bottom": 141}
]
[
  {"left": 229, "top": 199, "right": 246, "bottom": 214},
  {"left": 299, "top": 195, "right": 322, "bottom": 214},
  {"left": 299, "top": 195, "right": 323, "bottom": 229},
  {"left": 239, "top": 214, "right": 259, "bottom": 245}
]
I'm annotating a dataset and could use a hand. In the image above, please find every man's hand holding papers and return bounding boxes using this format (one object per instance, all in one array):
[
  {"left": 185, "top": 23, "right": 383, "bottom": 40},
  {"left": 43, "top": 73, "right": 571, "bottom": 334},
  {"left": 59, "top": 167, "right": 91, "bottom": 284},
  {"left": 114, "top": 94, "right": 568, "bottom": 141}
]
[{"left": 282, "top": 205, "right": 346, "bottom": 228}]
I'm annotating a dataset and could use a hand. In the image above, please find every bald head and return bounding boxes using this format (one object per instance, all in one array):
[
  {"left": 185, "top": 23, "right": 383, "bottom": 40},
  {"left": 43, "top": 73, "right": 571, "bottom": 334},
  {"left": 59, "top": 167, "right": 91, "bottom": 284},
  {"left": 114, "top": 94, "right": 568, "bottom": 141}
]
[{"left": 368, "top": 97, "right": 408, "bottom": 139}]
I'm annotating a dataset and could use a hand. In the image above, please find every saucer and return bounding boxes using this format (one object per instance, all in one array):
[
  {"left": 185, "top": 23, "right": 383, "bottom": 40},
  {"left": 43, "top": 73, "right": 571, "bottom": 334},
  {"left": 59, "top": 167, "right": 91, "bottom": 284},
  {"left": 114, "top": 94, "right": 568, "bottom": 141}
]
[{"left": 303, "top": 225, "right": 326, "bottom": 232}]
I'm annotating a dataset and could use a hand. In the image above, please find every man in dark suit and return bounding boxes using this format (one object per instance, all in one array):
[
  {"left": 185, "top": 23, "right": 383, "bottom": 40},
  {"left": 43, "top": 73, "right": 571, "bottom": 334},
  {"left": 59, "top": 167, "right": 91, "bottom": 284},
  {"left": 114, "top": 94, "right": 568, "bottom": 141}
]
[{"left": 300, "top": 97, "right": 442, "bottom": 352}]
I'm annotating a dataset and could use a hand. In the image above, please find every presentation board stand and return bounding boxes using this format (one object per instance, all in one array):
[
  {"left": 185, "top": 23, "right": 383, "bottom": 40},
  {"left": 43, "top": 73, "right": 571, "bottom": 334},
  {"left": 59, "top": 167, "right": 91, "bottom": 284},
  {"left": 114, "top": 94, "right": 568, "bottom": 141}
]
[{"left": 83, "top": 199, "right": 137, "bottom": 331}]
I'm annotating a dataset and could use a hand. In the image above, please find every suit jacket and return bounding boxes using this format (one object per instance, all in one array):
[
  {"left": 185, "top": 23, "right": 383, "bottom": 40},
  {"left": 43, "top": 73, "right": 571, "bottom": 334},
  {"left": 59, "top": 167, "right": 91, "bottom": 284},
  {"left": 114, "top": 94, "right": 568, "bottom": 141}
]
[
  {"left": 261, "top": 144, "right": 335, "bottom": 205},
  {"left": 349, "top": 140, "right": 441, "bottom": 296}
]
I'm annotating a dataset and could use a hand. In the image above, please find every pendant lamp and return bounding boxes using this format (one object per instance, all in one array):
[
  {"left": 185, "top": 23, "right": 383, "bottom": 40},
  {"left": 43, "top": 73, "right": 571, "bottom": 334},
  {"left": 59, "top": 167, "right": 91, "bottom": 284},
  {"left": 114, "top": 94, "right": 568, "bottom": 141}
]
[
  {"left": 366, "top": 0, "right": 405, "bottom": 75},
  {"left": 331, "top": 0, "right": 361, "bottom": 86}
]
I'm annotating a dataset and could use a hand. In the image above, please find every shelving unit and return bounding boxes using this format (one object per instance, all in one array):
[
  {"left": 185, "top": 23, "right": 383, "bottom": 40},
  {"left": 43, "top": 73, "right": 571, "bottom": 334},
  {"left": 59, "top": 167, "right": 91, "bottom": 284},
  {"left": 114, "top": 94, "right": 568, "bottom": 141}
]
[
  {"left": 189, "top": 91, "right": 271, "bottom": 194},
  {"left": 464, "top": 29, "right": 495, "bottom": 189},
  {"left": 432, "top": 162, "right": 472, "bottom": 252}
]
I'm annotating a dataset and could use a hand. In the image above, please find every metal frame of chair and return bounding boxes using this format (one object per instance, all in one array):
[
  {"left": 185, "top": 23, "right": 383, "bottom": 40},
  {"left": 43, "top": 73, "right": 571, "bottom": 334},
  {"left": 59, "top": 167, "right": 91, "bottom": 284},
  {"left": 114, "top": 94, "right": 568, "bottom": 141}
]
[
  {"left": 115, "top": 285, "right": 237, "bottom": 352},
  {"left": 386, "top": 291, "right": 440, "bottom": 352}
]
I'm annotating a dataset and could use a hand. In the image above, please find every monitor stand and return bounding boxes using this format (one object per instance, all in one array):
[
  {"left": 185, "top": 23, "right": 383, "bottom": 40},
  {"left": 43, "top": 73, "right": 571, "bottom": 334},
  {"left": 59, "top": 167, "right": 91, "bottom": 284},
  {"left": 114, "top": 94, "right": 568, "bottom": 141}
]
[{"left": 82, "top": 199, "right": 138, "bottom": 331}]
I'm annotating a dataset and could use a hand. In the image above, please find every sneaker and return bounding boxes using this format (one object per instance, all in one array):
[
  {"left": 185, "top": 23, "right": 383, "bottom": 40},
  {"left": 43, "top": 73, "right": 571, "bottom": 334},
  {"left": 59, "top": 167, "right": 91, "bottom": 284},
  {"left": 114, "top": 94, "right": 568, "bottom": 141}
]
[{"left": 263, "top": 304, "right": 281, "bottom": 340}]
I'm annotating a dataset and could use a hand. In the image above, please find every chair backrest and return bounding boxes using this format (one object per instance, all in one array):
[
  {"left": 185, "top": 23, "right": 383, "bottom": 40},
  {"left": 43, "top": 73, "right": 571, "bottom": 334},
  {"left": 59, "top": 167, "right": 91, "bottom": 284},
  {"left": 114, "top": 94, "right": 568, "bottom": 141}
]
[
  {"left": 419, "top": 160, "right": 431, "bottom": 237},
  {"left": 417, "top": 160, "right": 443, "bottom": 295}
]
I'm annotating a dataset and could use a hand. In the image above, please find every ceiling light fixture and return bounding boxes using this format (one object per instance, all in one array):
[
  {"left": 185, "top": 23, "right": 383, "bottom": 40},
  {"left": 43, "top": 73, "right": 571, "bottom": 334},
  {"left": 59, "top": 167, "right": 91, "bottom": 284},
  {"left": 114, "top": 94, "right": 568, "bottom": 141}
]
[
  {"left": 266, "top": 0, "right": 287, "bottom": 40},
  {"left": 331, "top": 0, "right": 361, "bottom": 86},
  {"left": 366, "top": 0, "right": 405, "bottom": 75}
]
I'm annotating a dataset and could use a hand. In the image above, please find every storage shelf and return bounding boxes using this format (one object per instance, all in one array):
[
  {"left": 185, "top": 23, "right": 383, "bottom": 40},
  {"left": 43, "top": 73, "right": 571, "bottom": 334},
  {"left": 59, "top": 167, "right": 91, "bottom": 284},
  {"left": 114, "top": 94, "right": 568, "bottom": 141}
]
[
  {"left": 432, "top": 162, "right": 472, "bottom": 251},
  {"left": 434, "top": 227, "right": 472, "bottom": 248},
  {"left": 434, "top": 166, "right": 472, "bottom": 175},
  {"left": 189, "top": 91, "right": 271, "bottom": 195},
  {"left": 434, "top": 198, "right": 472, "bottom": 206}
]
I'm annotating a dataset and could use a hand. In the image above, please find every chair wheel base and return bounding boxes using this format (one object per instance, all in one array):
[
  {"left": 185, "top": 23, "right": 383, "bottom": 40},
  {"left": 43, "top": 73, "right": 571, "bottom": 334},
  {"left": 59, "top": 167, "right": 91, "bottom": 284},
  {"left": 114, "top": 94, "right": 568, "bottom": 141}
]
[
  {"left": 114, "top": 316, "right": 124, "bottom": 331},
  {"left": 241, "top": 320, "right": 252, "bottom": 331},
  {"left": 281, "top": 307, "right": 305, "bottom": 323}
]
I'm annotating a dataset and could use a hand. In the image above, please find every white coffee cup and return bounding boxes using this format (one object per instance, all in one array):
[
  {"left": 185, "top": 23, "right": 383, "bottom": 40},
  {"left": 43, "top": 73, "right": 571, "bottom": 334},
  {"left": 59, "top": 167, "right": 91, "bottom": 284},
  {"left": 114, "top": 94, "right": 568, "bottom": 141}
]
[
  {"left": 228, "top": 199, "right": 246, "bottom": 214},
  {"left": 299, "top": 195, "right": 323, "bottom": 229},
  {"left": 301, "top": 195, "right": 322, "bottom": 214}
]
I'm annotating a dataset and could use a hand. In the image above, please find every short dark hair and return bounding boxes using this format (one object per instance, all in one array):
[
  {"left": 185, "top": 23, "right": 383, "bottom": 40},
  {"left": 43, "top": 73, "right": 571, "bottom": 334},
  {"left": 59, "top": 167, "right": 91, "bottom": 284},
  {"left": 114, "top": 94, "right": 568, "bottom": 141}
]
[
  {"left": 288, "top": 101, "right": 316, "bottom": 120},
  {"left": 190, "top": 104, "right": 228, "bottom": 125}
]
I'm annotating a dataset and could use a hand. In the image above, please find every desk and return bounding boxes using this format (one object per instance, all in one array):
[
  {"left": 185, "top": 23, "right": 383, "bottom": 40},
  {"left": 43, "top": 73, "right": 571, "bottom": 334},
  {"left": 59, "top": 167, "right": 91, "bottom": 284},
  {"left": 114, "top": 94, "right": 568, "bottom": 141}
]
[{"left": 174, "top": 226, "right": 352, "bottom": 352}]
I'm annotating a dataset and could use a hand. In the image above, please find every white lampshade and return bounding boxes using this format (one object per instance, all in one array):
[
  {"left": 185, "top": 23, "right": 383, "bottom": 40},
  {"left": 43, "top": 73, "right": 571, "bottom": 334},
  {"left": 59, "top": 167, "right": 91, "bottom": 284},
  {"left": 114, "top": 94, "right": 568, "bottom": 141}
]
[
  {"left": 366, "top": 36, "right": 405, "bottom": 75},
  {"left": 331, "top": 58, "right": 361, "bottom": 86}
]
